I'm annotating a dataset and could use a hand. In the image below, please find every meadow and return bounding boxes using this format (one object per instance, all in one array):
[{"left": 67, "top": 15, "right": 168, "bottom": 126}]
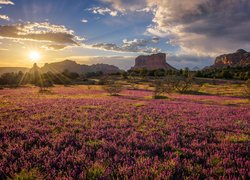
[{"left": 0, "top": 84, "right": 249, "bottom": 179}]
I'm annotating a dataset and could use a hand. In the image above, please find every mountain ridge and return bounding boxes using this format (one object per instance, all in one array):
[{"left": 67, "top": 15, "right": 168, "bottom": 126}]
[{"left": 0, "top": 60, "right": 122, "bottom": 75}]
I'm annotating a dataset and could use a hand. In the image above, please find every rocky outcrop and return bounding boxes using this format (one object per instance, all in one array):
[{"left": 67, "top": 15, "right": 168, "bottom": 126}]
[
  {"left": 41, "top": 60, "right": 122, "bottom": 74},
  {"left": 213, "top": 49, "right": 250, "bottom": 68},
  {"left": 131, "top": 53, "right": 176, "bottom": 70}
]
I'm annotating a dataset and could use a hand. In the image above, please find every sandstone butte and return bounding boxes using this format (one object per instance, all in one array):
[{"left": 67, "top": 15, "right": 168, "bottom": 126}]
[{"left": 131, "top": 53, "right": 176, "bottom": 70}]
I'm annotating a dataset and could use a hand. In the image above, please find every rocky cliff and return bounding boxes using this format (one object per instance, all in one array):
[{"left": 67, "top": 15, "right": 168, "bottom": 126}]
[
  {"left": 213, "top": 49, "right": 250, "bottom": 68},
  {"left": 131, "top": 53, "right": 175, "bottom": 70},
  {"left": 41, "top": 60, "right": 122, "bottom": 74}
]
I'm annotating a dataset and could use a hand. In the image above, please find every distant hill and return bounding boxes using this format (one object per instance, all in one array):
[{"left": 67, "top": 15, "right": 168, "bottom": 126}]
[
  {"left": 0, "top": 67, "right": 29, "bottom": 75},
  {"left": 192, "top": 66, "right": 201, "bottom": 71},
  {"left": 131, "top": 53, "right": 176, "bottom": 70},
  {"left": 0, "top": 60, "right": 122, "bottom": 76},
  {"left": 41, "top": 60, "right": 122, "bottom": 74},
  {"left": 212, "top": 49, "right": 250, "bottom": 68}
]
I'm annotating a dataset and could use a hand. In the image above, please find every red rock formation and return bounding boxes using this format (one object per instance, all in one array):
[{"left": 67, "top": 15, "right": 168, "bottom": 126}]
[
  {"left": 132, "top": 53, "right": 175, "bottom": 70},
  {"left": 41, "top": 60, "right": 122, "bottom": 74},
  {"left": 213, "top": 49, "right": 250, "bottom": 68}
]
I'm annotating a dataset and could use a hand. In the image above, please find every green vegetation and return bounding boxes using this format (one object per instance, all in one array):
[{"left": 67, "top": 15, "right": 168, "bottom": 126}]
[
  {"left": 195, "top": 65, "right": 250, "bottom": 80},
  {"left": 103, "top": 80, "right": 124, "bottom": 96}
]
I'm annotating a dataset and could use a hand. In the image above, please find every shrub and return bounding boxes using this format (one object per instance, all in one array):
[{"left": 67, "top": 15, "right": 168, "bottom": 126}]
[
  {"left": 97, "top": 78, "right": 108, "bottom": 85},
  {"left": 103, "top": 81, "right": 123, "bottom": 96},
  {"left": 172, "top": 76, "right": 193, "bottom": 93},
  {"left": 128, "top": 76, "right": 138, "bottom": 90},
  {"left": 38, "top": 89, "right": 53, "bottom": 94},
  {"left": 244, "top": 79, "right": 250, "bottom": 99},
  {"left": 152, "top": 80, "right": 170, "bottom": 99}
]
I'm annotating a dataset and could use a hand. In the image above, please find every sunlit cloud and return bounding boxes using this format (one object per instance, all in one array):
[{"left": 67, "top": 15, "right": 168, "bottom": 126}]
[
  {"left": 146, "top": 0, "right": 250, "bottom": 56},
  {"left": 0, "top": 14, "right": 9, "bottom": 21},
  {"left": 0, "top": 0, "right": 14, "bottom": 5},
  {"left": 0, "top": 22, "right": 84, "bottom": 48},
  {"left": 42, "top": 44, "right": 67, "bottom": 51}
]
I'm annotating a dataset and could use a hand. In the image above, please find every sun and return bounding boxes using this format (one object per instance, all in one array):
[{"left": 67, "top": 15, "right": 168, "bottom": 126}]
[{"left": 29, "top": 51, "right": 41, "bottom": 62}]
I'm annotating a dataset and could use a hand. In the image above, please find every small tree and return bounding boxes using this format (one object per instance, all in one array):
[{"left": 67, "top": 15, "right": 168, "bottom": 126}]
[
  {"left": 152, "top": 79, "right": 172, "bottom": 99},
  {"left": 173, "top": 76, "right": 193, "bottom": 93},
  {"left": 244, "top": 79, "right": 250, "bottom": 99},
  {"left": 127, "top": 75, "right": 138, "bottom": 90},
  {"left": 103, "top": 80, "right": 123, "bottom": 96}
]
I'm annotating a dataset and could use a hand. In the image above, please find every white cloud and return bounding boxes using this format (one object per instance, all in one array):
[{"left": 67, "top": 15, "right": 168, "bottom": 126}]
[
  {"left": 87, "top": 7, "right": 118, "bottom": 16},
  {"left": 0, "top": 14, "right": 9, "bottom": 21},
  {"left": 92, "top": 38, "right": 161, "bottom": 53},
  {"left": 81, "top": 19, "right": 88, "bottom": 23},
  {"left": 0, "top": 0, "right": 14, "bottom": 5}
]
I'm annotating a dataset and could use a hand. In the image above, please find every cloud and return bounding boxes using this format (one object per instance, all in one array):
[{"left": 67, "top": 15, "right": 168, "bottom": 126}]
[
  {"left": 0, "top": 0, "right": 14, "bottom": 5},
  {"left": 81, "top": 19, "right": 88, "bottom": 23},
  {"left": 152, "top": 37, "right": 160, "bottom": 43},
  {"left": 101, "top": 0, "right": 147, "bottom": 12},
  {"left": 87, "top": 7, "right": 118, "bottom": 16},
  {"left": 0, "top": 22, "right": 84, "bottom": 48},
  {"left": 92, "top": 38, "right": 161, "bottom": 53},
  {"left": 0, "top": 14, "right": 9, "bottom": 21},
  {"left": 42, "top": 44, "right": 67, "bottom": 50},
  {"left": 101, "top": 0, "right": 250, "bottom": 57},
  {"left": 146, "top": 0, "right": 250, "bottom": 56}
]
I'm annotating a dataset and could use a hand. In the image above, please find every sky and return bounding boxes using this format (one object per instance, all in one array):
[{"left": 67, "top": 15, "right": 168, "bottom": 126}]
[{"left": 0, "top": 0, "right": 249, "bottom": 70}]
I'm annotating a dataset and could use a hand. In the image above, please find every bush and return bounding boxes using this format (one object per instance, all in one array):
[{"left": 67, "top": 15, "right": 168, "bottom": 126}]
[
  {"left": 103, "top": 81, "right": 123, "bottom": 96},
  {"left": 152, "top": 80, "right": 171, "bottom": 99},
  {"left": 127, "top": 76, "right": 138, "bottom": 90},
  {"left": 244, "top": 79, "right": 250, "bottom": 99},
  {"left": 97, "top": 78, "right": 108, "bottom": 85},
  {"left": 172, "top": 76, "right": 193, "bottom": 93},
  {"left": 38, "top": 89, "right": 53, "bottom": 94}
]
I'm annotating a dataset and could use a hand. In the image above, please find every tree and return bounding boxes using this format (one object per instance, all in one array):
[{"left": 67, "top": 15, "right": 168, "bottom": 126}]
[
  {"left": 220, "top": 70, "right": 233, "bottom": 79},
  {"left": 153, "top": 80, "right": 166, "bottom": 98},
  {"left": 103, "top": 80, "right": 123, "bottom": 96},
  {"left": 171, "top": 75, "right": 193, "bottom": 93},
  {"left": 154, "top": 69, "right": 165, "bottom": 77},
  {"left": 139, "top": 68, "right": 148, "bottom": 78}
]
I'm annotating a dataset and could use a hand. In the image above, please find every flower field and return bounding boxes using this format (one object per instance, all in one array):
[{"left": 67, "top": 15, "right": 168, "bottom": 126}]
[{"left": 0, "top": 86, "right": 249, "bottom": 179}]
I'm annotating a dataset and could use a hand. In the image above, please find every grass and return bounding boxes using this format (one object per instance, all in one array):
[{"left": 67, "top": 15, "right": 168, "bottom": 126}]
[
  {"left": 154, "top": 95, "right": 168, "bottom": 99},
  {"left": 87, "top": 162, "right": 107, "bottom": 180},
  {"left": 225, "top": 133, "right": 250, "bottom": 143},
  {"left": 38, "top": 89, "right": 54, "bottom": 94},
  {"left": 14, "top": 169, "right": 42, "bottom": 180},
  {"left": 133, "top": 102, "right": 146, "bottom": 107},
  {"left": 199, "top": 83, "right": 245, "bottom": 97}
]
